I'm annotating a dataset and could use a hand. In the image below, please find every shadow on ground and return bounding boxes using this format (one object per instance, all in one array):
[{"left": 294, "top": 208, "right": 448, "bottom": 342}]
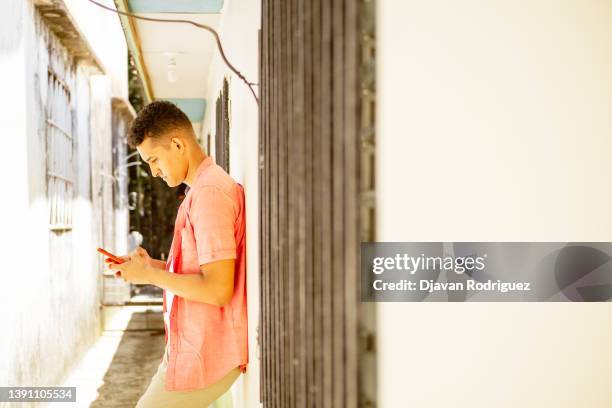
[{"left": 91, "top": 310, "right": 165, "bottom": 408}]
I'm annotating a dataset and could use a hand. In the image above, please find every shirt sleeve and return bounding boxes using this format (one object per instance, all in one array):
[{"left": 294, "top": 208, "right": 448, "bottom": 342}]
[{"left": 189, "top": 185, "right": 237, "bottom": 265}]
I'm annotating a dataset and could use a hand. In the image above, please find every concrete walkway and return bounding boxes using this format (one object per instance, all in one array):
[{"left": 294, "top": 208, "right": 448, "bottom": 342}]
[{"left": 50, "top": 305, "right": 165, "bottom": 408}]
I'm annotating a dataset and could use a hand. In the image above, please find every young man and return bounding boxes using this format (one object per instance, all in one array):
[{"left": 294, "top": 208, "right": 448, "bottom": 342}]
[{"left": 107, "top": 100, "right": 247, "bottom": 407}]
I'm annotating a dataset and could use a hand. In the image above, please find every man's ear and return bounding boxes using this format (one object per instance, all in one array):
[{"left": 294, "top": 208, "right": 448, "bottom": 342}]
[{"left": 170, "top": 136, "right": 185, "bottom": 153}]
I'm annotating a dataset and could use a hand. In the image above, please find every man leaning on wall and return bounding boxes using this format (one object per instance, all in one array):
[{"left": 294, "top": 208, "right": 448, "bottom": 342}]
[{"left": 106, "top": 101, "right": 248, "bottom": 407}]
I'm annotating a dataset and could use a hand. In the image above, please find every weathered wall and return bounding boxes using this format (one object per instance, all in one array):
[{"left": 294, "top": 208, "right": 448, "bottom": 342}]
[
  {"left": 107, "top": 101, "right": 134, "bottom": 304},
  {"left": 0, "top": 0, "right": 33, "bottom": 395},
  {"left": 0, "top": 1, "right": 101, "bottom": 402},
  {"left": 0, "top": 0, "right": 127, "bottom": 404}
]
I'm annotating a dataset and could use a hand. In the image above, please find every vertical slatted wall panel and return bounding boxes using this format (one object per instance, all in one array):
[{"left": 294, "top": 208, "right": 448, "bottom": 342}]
[
  {"left": 260, "top": 0, "right": 376, "bottom": 406},
  {"left": 359, "top": 0, "right": 378, "bottom": 405},
  {"left": 344, "top": 1, "right": 360, "bottom": 406},
  {"left": 311, "top": 0, "right": 323, "bottom": 405},
  {"left": 331, "top": 0, "right": 346, "bottom": 404}
]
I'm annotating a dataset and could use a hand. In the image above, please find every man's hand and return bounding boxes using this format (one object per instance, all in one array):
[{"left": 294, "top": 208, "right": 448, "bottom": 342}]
[
  {"left": 104, "top": 247, "right": 236, "bottom": 307},
  {"left": 107, "top": 247, "right": 154, "bottom": 284}
]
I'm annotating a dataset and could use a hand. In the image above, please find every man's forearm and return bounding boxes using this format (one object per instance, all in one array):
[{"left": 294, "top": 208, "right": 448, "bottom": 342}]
[
  {"left": 146, "top": 267, "right": 226, "bottom": 307},
  {"left": 150, "top": 258, "right": 166, "bottom": 269}
]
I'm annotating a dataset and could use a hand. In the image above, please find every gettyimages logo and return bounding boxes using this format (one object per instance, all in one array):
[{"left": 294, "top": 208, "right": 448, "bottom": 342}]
[
  {"left": 361, "top": 242, "right": 612, "bottom": 302},
  {"left": 371, "top": 253, "right": 487, "bottom": 275}
]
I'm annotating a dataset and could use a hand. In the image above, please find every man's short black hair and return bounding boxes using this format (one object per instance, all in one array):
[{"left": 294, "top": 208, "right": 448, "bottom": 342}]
[{"left": 128, "top": 100, "right": 192, "bottom": 148}]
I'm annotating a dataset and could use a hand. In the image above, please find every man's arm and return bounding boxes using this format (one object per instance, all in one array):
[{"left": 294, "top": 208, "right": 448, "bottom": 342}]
[
  {"left": 149, "top": 258, "right": 167, "bottom": 270},
  {"left": 147, "top": 259, "right": 235, "bottom": 307}
]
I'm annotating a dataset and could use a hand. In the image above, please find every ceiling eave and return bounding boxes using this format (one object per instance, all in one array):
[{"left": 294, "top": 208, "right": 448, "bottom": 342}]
[{"left": 113, "top": 0, "right": 154, "bottom": 103}]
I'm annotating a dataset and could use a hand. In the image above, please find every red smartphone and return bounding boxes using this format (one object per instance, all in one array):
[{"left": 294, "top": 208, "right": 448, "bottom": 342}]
[
  {"left": 97, "top": 247, "right": 125, "bottom": 264},
  {"left": 97, "top": 248, "right": 124, "bottom": 277}
]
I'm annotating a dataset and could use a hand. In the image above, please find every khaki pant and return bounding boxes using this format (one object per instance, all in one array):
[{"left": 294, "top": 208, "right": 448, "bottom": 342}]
[{"left": 136, "top": 346, "right": 240, "bottom": 408}]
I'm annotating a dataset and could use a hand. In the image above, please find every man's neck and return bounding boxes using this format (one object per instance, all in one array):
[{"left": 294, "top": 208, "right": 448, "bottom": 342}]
[{"left": 184, "top": 147, "right": 207, "bottom": 187}]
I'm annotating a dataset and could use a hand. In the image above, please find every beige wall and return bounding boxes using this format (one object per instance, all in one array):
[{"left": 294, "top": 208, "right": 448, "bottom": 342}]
[{"left": 377, "top": 1, "right": 612, "bottom": 407}]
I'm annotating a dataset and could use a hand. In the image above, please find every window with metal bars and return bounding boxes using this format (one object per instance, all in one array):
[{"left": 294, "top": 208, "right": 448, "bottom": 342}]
[
  {"left": 215, "top": 78, "right": 230, "bottom": 172},
  {"left": 46, "top": 68, "right": 74, "bottom": 232}
]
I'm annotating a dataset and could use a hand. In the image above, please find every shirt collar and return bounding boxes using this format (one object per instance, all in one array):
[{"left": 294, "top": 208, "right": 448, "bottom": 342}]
[{"left": 182, "top": 156, "right": 214, "bottom": 202}]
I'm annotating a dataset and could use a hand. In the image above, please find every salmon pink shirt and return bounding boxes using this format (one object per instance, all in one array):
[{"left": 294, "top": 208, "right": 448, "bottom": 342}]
[{"left": 162, "top": 156, "right": 248, "bottom": 391}]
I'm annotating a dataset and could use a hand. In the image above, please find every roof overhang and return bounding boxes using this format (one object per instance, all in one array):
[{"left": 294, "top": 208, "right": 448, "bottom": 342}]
[
  {"left": 34, "top": 0, "right": 106, "bottom": 74},
  {"left": 112, "top": 0, "right": 222, "bottom": 127}
]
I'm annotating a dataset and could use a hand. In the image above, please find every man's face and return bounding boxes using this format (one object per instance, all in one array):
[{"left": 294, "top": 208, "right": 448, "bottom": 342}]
[{"left": 137, "top": 132, "right": 188, "bottom": 187}]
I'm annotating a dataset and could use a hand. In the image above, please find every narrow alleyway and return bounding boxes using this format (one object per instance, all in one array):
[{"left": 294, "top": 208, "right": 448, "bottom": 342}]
[{"left": 50, "top": 306, "right": 165, "bottom": 408}]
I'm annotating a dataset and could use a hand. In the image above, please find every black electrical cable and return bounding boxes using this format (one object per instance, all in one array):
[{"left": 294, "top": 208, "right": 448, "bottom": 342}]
[{"left": 87, "top": 0, "right": 259, "bottom": 104}]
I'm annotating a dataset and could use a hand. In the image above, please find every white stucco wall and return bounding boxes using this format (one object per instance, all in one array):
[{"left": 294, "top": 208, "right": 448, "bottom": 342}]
[
  {"left": 377, "top": 1, "right": 612, "bottom": 407},
  {"left": 0, "top": 0, "right": 128, "bottom": 396},
  {"left": 0, "top": 0, "right": 103, "bottom": 393},
  {"left": 201, "top": 0, "right": 262, "bottom": 405},
  {"left": 0, "top": 0, "right": 32, "bottom": 389}
]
